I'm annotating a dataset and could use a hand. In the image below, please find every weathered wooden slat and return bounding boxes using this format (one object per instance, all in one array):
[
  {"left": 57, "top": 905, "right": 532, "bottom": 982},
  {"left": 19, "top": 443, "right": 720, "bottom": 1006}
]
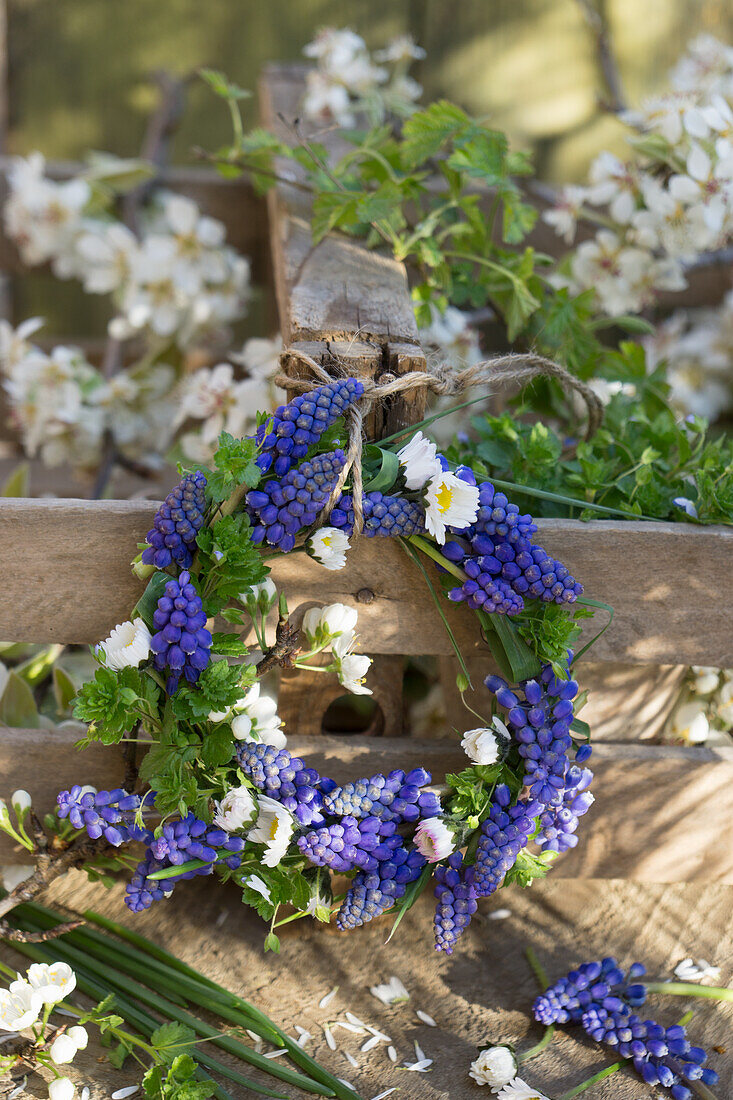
[
  {"left": 259, "top": 63, "right": 421, "bottom": 349},
  {"left": 2, "top": 729, "right": 732, "bottom": 882},
  {"left": 0, "top": 497, "right": 730, "bottom": 666}
]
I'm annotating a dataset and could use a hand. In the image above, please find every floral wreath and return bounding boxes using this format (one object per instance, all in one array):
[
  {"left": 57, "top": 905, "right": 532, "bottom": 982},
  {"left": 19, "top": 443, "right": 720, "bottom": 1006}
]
[{"left": 57, "top": 352, "right": 606, "bottom": 955}]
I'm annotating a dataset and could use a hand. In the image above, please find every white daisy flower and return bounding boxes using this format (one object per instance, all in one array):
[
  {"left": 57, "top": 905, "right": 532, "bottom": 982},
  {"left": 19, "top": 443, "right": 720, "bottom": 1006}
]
[
  {"left": 424, "top": 470, "right": 479, "bottom": 544},
  {"left": 671, "top": 700, "right": 710, "bottom": 743},
  {"left": 248, "top": 796, "right": 294, "bottom": 867},
  {"left": 306, "top": 527, "right": 351, "bottom": 570},
  {"left": 469, "top": 1045, "right": 518, "bottom": 1090},
  {"left": 497, "top": 1078, "right": 551, "bottom": 1100},
  {"left": 397, "top": 431, "right": 441, "bottom": 490},
  {"left": 461, "top": 727, "right": 501, "bottom": 765},
  {"left": 96, "top": 617, "right": 151, "bottom": 671},
  {"left": 413, "top": 817, "right": 455, "bottom": 863},
  {"left": 213, "top": 786, "right": 257, "bottom": 832}
]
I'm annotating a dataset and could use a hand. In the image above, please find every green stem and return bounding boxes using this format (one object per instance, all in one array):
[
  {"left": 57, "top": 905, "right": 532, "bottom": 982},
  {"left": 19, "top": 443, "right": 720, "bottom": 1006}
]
[
  {"left": 408, "top": 533, "right": 466, "bottom": 581},
  {"left": 558, "top": 1061, "right": 624, "bottom": 1099},
  {"left": 18, "top": 903, "right": 361, "bottom": 1100},
  {"left": 524, "top": 946, "right": 550, "bottom": 991},
  {"left": 9, "top": 919, "right": 333, "bottom": 1098},
  {"left": 646, "top": 982, "right": 733, "bottom": 1001},
  {"left": 518, "top": 1025, "right": 555, "bottom": 1063}
]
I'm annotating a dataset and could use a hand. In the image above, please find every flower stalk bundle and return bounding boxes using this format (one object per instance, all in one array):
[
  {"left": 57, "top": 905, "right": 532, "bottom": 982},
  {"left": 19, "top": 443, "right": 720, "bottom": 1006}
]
[{"left": 2, "top": 899, "right": 362, "bottom": 1100}]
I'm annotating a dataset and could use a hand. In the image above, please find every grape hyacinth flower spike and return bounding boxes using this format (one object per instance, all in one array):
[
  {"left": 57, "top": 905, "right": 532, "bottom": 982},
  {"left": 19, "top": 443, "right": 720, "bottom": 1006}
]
[
  {"left": 255, "top": 377, "right": 364, "bottom": 477},
  {"left": 247, "top": 450, "right": 347, "bottom": 553},
  {"left": 150, "top": 571, "right": 212, "bottom": 694},
  {"left": 142, "top": 470, "right": 207, "bottom": 569},
  {"left": 56, "top": 786, "right": 153, "bottom": 847},
  {"left": 534, "top": 958, "right": 719, "bottom": 1098}
]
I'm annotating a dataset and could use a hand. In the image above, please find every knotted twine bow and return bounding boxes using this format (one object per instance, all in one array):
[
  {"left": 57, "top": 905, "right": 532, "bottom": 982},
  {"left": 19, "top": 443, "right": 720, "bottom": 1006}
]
[{"left": 274, "top": 348, "right": 604, "bottom": 535}]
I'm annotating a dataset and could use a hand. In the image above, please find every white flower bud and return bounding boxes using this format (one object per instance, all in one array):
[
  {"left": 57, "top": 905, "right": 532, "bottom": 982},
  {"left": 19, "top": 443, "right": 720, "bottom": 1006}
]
[
  {"left": 469, "top": 1044, "right": 518, "bottom": 1089},
  {"left": 48, "top": 1077, "right": 75, "bottom": 1100},
  {"left": 67, "top": 1025, "right": 88, "bottom": 1050},
  {"left": 11, "top": 790, "right": 32, "bottom": 817},
  {"left": 49, "top": 1033, "right": 79, "bottom": 1064}
]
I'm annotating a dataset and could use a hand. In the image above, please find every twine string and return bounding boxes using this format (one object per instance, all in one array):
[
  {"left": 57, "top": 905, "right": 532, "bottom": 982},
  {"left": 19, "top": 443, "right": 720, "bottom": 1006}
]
[{"left": 274, "top": 348, "right": 604, "bottom": 535}]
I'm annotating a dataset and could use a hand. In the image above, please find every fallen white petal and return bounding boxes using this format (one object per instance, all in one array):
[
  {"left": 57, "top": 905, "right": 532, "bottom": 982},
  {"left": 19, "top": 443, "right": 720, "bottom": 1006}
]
[
  {"left": 387, "top": 1046, "right": 398, "bottom": 1063},
  {"left": 246, "top": 1030, "right": 260, "bottom": 1042},
  {"left": 324, "top": 1025, "right": 337, "bottom": 1051},
  {"left": 336, "top": 1021, "right": 366, "bottom": 1034},
  {"left": 8, "top": 1079, "right": 26, "bottom": 1100},
  {"left": 81, "top": 1089, "right": 90, "bottom": 1100},
  {"left": 370, "top": 1090, "right": 397, "bottom": 1100},
  {"left": 337, "top": 1080, "right": 354, "bottom": 1090},
  {"left": 414, "top": 1039, "right": 427, "bottom": 1062},
  {"left": 344, "top": 1051, "right": 359, "bottom": 1068},
  {"left": 403, "top": 1058, "right": 433, "bottom": 1071},
  {"left": 215, "top": 909, "right": 229, "bottom": 928},
  {"left": 345, "top": 1012, "right": 366, "bottom": 1027},
  {"left": 361, "top": 1035, "right": 381, "bottom": 1052},
  {"left": 319, "top": 987, "right": 339, "bottom": 1008},
  {"left": 488, "top": 908, "right": 512, "bottom": 920},
  {"left": 416, "top": 1010, "right": 437, "bottom": 1027},
  {"left": 263, "top": 1049, "right": 288, "bottom": 1059},
  {"left": 53, "top": 1007, "right": 80, "bottom": 1018},
  {"left": 366, "top": 1026, "right": 391, "bottom": 1042},
  {"left": 112, "top": 1088, "right": 140, "bottom": 1099}
]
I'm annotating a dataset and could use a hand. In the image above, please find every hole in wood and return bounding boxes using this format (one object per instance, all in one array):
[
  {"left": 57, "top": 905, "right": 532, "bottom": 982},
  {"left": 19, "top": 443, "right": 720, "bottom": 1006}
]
[{"left": 321, "top": 694, "right": 385, "bottom": 736}]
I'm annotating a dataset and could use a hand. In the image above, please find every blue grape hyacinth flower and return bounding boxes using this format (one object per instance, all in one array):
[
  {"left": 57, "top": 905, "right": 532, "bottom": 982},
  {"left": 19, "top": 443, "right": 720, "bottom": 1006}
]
[
  {"left": 150, "top": 571, "right": 212, "bottom": 694},
  {"left": 142, "top": 471, "right": 207, "bottom": 570}
]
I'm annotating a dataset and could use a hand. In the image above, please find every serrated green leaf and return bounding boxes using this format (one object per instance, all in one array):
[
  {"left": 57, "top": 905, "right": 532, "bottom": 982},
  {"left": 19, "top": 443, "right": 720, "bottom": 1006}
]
[{"left": 401, "top": 100, "right": 471, "bottom": 167}]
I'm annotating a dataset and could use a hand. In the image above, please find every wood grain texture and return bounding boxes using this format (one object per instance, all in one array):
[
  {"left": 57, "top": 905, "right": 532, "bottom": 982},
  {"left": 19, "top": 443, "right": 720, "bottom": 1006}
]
[
  {"left": 3, "top": 729, "right": 733, "bottom": 882},
  {"left": 0, "top": 498, "right": 731, "bottom": 665}
]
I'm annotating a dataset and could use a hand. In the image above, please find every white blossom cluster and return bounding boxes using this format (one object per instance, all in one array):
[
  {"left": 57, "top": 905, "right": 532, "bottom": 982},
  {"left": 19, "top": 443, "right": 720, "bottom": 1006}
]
[
  {"left": 302, "top": 28, "right": 424, "bottom": 128},
  {"left": 0, "top": 318, "right": 176, "bottom": 468},
  {"left": 544, "top": 34, "right": 733, "bottom": 317},
  {"left": 642, "top": 292, "right": 733, "bottom": 421},
  {"left": 0, "top": 959, "right": 84, "bottom": 1100},
  {"left": 0, "top": 318, "right": 282, "bottom": 472},
  {"left": 4, "top": 154, "right": 250, "bottom": 348},
  {"left": 175, "top": 334, "right": 282, "bottom": 463}
]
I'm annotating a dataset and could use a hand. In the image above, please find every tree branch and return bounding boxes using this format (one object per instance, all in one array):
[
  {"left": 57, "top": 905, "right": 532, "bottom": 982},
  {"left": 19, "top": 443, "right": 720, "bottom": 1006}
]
[
  {"left": 0, "top": 919, "right": 84, "bottom": 942},
  {"left": 576, "top": 0, "right": 627, "bottom": 114},
  {"left": 0, "top": 836, "right": 112, "bottom": 922},
  {"left": 256, "top": 615, "right": 301, "bottom": 676}
]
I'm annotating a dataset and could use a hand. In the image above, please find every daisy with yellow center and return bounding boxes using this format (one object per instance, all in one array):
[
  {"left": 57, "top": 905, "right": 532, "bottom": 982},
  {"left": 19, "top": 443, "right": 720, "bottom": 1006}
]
[
  {"left": 306, "top": 526, "right": 351, "bottom": 570},
  {"left": 424, "top": 470, "right": 479, "bottom": 544},
  {"left": 247, "top": 795, "right": 295, "bottom": 867},
  {"left": 96, "top": 617, "right": 152, "bottom": 671}
]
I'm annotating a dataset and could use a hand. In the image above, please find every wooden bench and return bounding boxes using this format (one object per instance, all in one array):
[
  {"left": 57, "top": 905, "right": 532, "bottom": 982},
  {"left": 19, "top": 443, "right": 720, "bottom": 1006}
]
[{"left": 0, "top": 62, "right": 731, "bottom": 1100}]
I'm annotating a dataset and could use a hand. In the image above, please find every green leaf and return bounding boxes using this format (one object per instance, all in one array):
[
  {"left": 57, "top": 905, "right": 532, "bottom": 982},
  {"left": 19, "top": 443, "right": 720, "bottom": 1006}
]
[
  {"left": 446, "top": 129, "right": 509, "bottom": 186},
  {"left": 0, "top": 670, "right": 41, "bottom": 728},
  {"left": 150, "top": 1022, "right": 197, "bottom": 1065},
  {"left": 362, "top": 447, "right": 400, "bottom": 493},
  {"left": 171, "top": 659, "right": 252, "bottom": 723},
  {"left": 401, "top": 100, "right": 471, "bottom": 166},
  {"left": 1, "top": 463, "right": 29, "bottom": 497},
  {"left": 133, "top": 571, "right": 172, "bottom": 631},
  {"left": 311, "top": 189, "right": 359, "bottom": 243},
  {"left": 201, "top": 724, "right": 235, "bottom": 768},
  {"left": 73, "top": 666, "right": 160, "bottom": 745},
  {"left": 199, "top": 67, "right": 250, "bottom": 101},
  {"left": 504, "top": 848, "right": 551, "bottom": 888},
  {"left": 210, "top": 631, "right": 248, "bottom": 657},
  {"left": 206, "top": 432, "right": 261, "bottom": 503}
]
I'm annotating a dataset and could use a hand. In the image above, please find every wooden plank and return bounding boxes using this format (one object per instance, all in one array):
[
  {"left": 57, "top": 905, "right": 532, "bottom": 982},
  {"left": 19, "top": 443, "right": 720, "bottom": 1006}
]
[
  {"left": 0, "top": 159, "right": 269, "bottom": 277},
  {"left": 31, "top": 872, "right": 733, "bottom": 1100},
  {"left": 0, "top": 498, "right": 731, "bottom": 665},
  {"left": 258, "top": 63, "right": 421, "bottom": 348},
  {"left": 2, "top": 729, "right": 732, "bottom": 882}
]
